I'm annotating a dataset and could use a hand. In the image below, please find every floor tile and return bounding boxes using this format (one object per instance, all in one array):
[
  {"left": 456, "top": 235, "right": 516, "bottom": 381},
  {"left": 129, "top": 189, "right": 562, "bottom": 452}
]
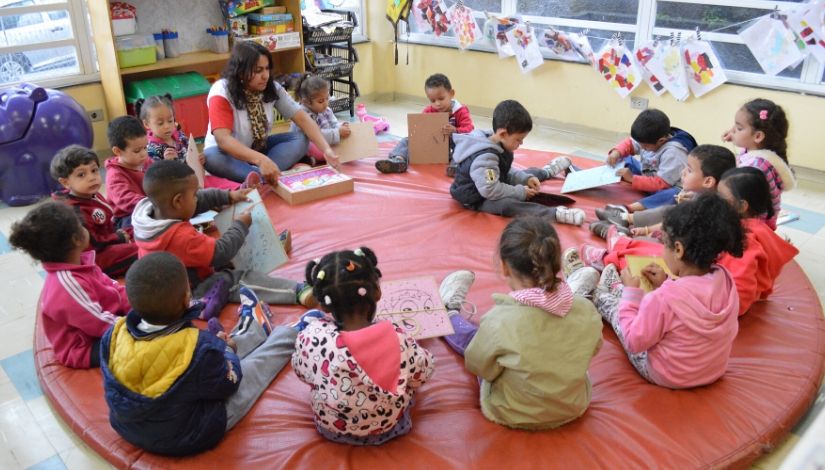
[
  {"left": 26, "top": 398, "right": 78, "bottom": 456},
  {"left": 0, "top": 399, "right": 57, "bottom": 468},
  {"left": 754, "top": 434, "right": 801, "bottom": 469},
  {"left": 26, "top": 454, "right": 66, "bottom": 470},
  {"left": 0, "top": 351, "right": 41, "bottom": 401},
  {"left": 782, "top": 204, "right": 825, "bottom": 235},
  {"left": 0, "top": 368, "right": 21, "bottom": 408},
  {"left": 0, "top": 234, "right": 10, "bottom": 255},
  {"left": 59, "top": 444, "right": 111, "bottom": 470},
  {"left": 0, "top": 316, "right": 36, "bottom": 362}
]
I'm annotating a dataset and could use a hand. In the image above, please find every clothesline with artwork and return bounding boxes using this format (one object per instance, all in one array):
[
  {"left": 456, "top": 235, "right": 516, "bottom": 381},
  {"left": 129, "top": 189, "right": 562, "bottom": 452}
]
[{"left": 406, "top": 0, "right": 825, "bottom": 100}]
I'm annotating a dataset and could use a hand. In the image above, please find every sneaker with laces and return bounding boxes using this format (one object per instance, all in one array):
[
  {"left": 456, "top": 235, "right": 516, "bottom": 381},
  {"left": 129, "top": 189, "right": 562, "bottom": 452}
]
[
  {"left": 439, "top": 270, "right": 475, "bottom": 310},
  {"left": 590, "top": 220, "right": 631, "bottom": 239},
  {"left": 543, "top": 156, "right": 572, "bottom": 178},
  {"left": 555, "top": 206, "right": 585, "bottom": 226},
  {"left": 562, "top": 247, "right": 584, "bottom": 278},
  {"left": 237, "top": 285, "right": 273, "bottom": 335},
  {"left": 375, "top": 156, "right": 408, "bottom": 174},
  {"left": 595, "top": 264, "right": 623, "bottom": 299},
  {"left": 595, "top": 205, "right": 629, "bottom": 227},
  {"left": 292, "top": 310, "right": 326, "bottom": 332},
  {"left": 566, "top": 266, "right": 600, "bottom": 298}
]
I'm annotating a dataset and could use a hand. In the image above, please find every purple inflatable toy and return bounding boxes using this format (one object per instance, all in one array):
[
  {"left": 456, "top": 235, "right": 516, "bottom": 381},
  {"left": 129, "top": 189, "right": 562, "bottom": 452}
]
[{"left": 0, "top": 83, "right": 93, "bottom": 206}]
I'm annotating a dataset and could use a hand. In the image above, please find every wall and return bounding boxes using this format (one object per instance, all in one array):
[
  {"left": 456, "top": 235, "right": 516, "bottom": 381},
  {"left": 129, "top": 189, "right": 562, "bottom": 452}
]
[
  {"left": 361, "top": 3, "right": 824, "bottom": 171},
  {"left": 62, "top": 83, "right": 110, "bottom": 153},
  {"left": 127, "top": 0, "right": 224, "bottom": 54}
]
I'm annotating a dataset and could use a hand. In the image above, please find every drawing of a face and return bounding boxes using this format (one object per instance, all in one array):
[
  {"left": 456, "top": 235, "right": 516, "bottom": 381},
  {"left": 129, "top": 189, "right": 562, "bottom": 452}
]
[{"left": 382, "top": 288, "right": 437, "bottom": 313}]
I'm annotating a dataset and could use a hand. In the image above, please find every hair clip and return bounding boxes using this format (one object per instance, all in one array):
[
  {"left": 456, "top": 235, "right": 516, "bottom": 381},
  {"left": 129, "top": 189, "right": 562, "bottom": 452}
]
[
  {"left": 324, "top": 295, "right": 332, "bottom": 305},
  {"left": 316, "top": 270, "right": 325, "bottom": 280},
  {"left": 353, "top": 248, "right": 364, "bottom": 257},
  {"left": 357, "top": 287, "right": 367, "bottom": 296},
  {"left": 759, "top": 109, "right": 769, "bottom": 120},
  {"left": 345, "top": 261, "right": 356, "bottom": 272}
]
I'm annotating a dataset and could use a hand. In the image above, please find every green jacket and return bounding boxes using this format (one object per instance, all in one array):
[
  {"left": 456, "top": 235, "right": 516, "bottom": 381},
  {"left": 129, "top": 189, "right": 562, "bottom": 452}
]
[{"left": 465, "top": 294, "right": 603, "bottom": 430}]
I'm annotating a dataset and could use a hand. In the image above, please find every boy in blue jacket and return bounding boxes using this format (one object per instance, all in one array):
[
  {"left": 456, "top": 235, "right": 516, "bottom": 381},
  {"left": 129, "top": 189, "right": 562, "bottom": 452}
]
[{"left": 101, "top": 252, "right": 318, "bottom": 456}]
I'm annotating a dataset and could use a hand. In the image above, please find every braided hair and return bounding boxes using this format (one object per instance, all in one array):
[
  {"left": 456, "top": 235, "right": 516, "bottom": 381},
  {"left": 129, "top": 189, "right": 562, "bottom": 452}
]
[
  {"left": 741, "top": 98, "right": 789, "bottom": 164},
  {"left": 498, "top": 216, "right": 563, "bottom": 292},
  {"left": 305, "top": 247, "right": 382, "bottom": 327}
]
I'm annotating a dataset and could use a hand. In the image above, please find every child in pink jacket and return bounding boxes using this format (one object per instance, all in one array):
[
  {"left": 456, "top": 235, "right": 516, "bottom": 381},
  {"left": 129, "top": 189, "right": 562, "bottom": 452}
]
[
  {"left": 589, "top": 193, "right": 744, "bottom": 388},
  {"left": 9, "top": 202, "right": 129, "bottom": 368}
]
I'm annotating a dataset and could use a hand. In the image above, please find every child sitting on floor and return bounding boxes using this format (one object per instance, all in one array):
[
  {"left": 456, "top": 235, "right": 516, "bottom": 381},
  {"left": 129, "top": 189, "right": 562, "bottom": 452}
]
[
  {"left": 450, "top": 100, "right": 584, "bottom": 225},
  {"left": 602, "top": 108, "right": 697, "bottom": 213},
  {"left": 375, "top": 73, "right": 476, "bottom": 175},
  {"left": 722, "top": 98, "right": 795, "bottom": 229},
  {"left": 131, "top": 160, "right": 313, "bottom": 321},
  {"left": 51, "top": 145, "right": 138, "bottom": 277},
  {"left": 716, "top": 167, "right": 798, "bottom": 315},
  {"left": 105, "top": 116, "right": 151, "bottom": 229},
  {"left": 290, "top": 74, "right": 350, "bottom": 163},
  {"left": 443, "top": 216, "right": 603, "bottom": 429},
  {"left": 102, "top": 252, "right": 315, "bottom": 456},
  {"left": 9, "top": 202, "right": 129, "bottom": 368},
  {"left": 592, "top": 144, "right": 736, "bottom": 238},
  {"left": 138, "top": 94, "right": 195, "bottom": 163},
  {"left": 581, "top": 194, "right": 744, "bottom": 389},
  {"left": 292, "top": 247, "right": 434, "bottom": 445}
]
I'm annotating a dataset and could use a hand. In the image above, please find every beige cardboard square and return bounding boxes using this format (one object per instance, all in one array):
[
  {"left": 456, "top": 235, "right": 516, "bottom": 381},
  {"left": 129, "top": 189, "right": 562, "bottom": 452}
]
[
  {"left": 408, "top": 112, "right": 449, "bottom": 164},
  {"left": 334, "top": 122, "right": 379, "bottom": 163}
]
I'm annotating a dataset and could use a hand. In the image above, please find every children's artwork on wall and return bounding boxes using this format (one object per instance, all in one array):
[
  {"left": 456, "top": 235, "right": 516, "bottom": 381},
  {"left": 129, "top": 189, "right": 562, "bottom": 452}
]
[
  {"left": 540, "top": 28, "right": 594, "bottom": 66},
  {"left": 408, "top": 112, "right": 449, "bottom": 164},
  {"left": 682, "top": 37, "right": 728, "bottom": 98},
  {"left": 375, "top": 276, "right": 455, "bottom": 340},
  {"left": 484, "top": 15, "right": 519, "bottom": 58},
  {"left": 214, "top": 189, "right": 288, "bottom": 274},
  {"left": 333, "top": 122, "right": 379, "bottom": 163},
  {"left": 413, "top": 0, "right": 451, "bottom": 37},
  {"left": 386, "top": 0, "right": 413, "bottom": 64},
  {"left": 185, "top": 133, "right": 205, "bottom": 188},
  {"left": 505, "top": 23, "right": 543, "bottom": 73},
  {"left": 644, "top": 41, "right": 690, "bottom": 101},
  {"left": 635, "top": 41, "right": 667, "bottom": 97},
  {"left": 447, "top": 2, "right": 481, "bottom": 50},
  {"left": 595, "top": 41, "right": 642, "bottom": 98},
  {"left": 787, "top": 5, "right": 825, "bottom": 63},
  {"left": 561, "top": 164, "right": 622, "bottom": 193},
  {"left": 740, "top": 16, "right": 804, "bottom": 76}
]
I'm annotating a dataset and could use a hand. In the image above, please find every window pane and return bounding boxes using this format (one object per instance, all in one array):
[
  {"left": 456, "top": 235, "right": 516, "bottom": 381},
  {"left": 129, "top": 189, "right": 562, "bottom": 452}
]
[
  {"left": 656, "top": 4, "right": 765, "bottom": 32},
  {"left": 464, "top": 0, "right": 502, "bottom": 14},
  {"left": 0, "top": 9, "right": 74, "bottom": 48},
  {"left": 517, "top": 0, "right": 640, "bottom": 24},
  {"left": 711, "top": 41, "right": 802, "bottom": 79},
  {"left": 0, "top": 46, "right": 78, "bottom": 85}
]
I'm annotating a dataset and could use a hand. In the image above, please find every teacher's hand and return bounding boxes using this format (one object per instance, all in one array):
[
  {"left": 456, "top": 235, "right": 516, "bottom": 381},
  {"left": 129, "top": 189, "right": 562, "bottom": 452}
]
[{"left": 257, "top": 157, "right": 281, "bottom": 184}]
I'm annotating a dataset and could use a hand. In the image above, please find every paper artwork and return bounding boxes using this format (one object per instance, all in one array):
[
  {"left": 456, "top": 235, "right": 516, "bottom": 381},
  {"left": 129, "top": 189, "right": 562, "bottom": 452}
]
[
  {"left": 682, "top": 38, "right": 727, "bottom": 98},
  {"left": 375, "top": 276, "right": 455, "bottom": 340},
  {"left": 596, "top": 42, "right": 643, "bottom": 98},
  {"left": 484, "top": 15, "right": 519, "bottom": 58},
  {"left": 213, "top": 189, "right": 288, "bottom": 274},
  {"left": 333, "top": 122, "right": 379, "bottom": 163},
  {"left": 278, "top": 166, "right": 351, "bottom": 192},
  {"left": 787, "top": 6, "right": 825, "bottom": 63},
  {"left": 505, "top": 24, "right": 544, "bottom": 73},
  {"left": 541, "top": 28, "right": 594, "bottom": 65},
  {"left": 740, "top": 17, "right": 804, "bottom": 76},
  {"left": 407, "top": 112, "right": 449, "bottom": 164},
  {"left": 185, "top": 133, "right": 205, "bottom": 188},
  {"left": 561, "top": 164, "right": 622, "bottom": 193},
  {"left": 635, "top": 41, "right": 667, "bottom": 96},
  {"left": 624, "top": 255, "right": 675, "bottom": 293},
  {"left": 412, "top": 0, "right": 450, "bottom": 36},
  {"left": 643, "top": 41, "right": 690, "bottom": 101},
  {"left": 447, "top": 2, "right": 481, "bottom": 50}
]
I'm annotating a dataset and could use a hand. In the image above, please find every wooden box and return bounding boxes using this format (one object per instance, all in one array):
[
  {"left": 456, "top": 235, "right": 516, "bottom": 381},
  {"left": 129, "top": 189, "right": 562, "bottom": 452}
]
[{"left": 275, "top": 165, "right": 353, "bottom": 205}]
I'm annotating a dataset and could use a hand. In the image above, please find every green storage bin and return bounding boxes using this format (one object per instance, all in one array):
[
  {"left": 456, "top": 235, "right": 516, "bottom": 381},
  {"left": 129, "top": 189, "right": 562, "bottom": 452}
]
[
  {"left": 124, "top": 72, "right": 211, "bottom": 104},
  {"left": 116, "top": 34, "right": 157, "bottom": 69}
]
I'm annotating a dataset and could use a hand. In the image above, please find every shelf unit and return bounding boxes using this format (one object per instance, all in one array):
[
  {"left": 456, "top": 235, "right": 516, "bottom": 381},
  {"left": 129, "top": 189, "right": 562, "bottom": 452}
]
[
  {"left": 88, "top": 0, "right": 306, "bottom": 120},
  {"left": 303, "top": 9, "right": 359, "bottom": 117}
]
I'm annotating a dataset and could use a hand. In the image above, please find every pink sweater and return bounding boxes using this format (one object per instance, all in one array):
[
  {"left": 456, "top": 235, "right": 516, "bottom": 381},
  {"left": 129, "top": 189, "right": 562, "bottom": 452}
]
[
  {"left": 618, "top": 265, "right": 739, "bottom": 389},
  {"left": 41, "top": 251, "right": 130, "bottom": 368}
]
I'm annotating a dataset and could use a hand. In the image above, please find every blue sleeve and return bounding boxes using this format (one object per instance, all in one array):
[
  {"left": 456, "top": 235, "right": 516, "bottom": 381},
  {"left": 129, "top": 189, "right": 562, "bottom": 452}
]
[{"left": 196, "top": 334, "right": 243, "bottom": 400}]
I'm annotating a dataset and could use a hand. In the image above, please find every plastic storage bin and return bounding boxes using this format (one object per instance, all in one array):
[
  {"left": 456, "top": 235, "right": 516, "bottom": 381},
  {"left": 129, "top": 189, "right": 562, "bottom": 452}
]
[
  {"left": 162, "top": 31, "right": 180, "bottom": 58},
  {"left": 116, "top": 34, "right": 157, "bottom": 68},
  {"left": 124, "top": 72, "right": 211, "bottom": 138}
]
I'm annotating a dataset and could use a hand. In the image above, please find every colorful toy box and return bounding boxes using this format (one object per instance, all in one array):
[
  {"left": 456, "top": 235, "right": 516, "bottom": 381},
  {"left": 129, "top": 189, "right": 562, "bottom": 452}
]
[
  {"left": 219, "top": 0, "right": 275, "bottom": 18},
  {"left": 236, "top": 31, "right": 301, "bottom": 52}
]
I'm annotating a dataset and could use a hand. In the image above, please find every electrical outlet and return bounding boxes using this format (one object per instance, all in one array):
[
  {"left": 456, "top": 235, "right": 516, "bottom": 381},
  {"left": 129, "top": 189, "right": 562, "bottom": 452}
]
[
  {"left": 88, "top": 109, "right": 104, "bottom": 122},
  {"left": 630, "top": 97, "right": 648, "bottom": 110}
]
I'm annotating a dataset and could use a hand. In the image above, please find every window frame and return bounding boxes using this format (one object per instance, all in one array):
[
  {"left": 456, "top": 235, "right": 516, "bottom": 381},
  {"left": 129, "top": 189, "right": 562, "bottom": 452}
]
[
  {"left": 0, "top": 0, "right": 99, "bottom": 89},
  {"left": 400, "top": 0, "right": 825, "bottom": 96}
]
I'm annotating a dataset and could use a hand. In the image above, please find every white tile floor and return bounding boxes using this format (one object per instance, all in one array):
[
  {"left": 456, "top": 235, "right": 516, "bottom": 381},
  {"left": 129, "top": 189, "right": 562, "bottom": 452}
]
[{"left": 0, "top": 97, "right": 822, "bottom": 469}]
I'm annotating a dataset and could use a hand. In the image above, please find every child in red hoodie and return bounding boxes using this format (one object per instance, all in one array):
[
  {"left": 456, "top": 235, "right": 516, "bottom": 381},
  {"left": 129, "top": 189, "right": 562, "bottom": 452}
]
[
  {"left": 9, "top": 202, "right": 129, "bottom": 368},
  {"left": 716, "top": 167, "right": 798, "bottom": 315},
  {"left": 375, "top": 73, "right": 475, "bottom": 176},
  {"left": 105, "top": 116, "right": 152, "bottom": 229},
  {"left": 51, "top": 145, "right": 138, "bottom": 277}
]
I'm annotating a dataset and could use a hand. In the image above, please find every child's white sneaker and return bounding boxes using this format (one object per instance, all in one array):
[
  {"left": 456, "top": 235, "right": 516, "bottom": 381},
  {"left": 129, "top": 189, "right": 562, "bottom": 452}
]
[
  {"left": 566, "top": 266, "right": 600, "bottom": 298},
  {"left": 562, "top": 247, "right": 584, "bottom": 278},
  {"left": 439, "top": 270, "right": 475, "bottom": 310},
  {"left": 555, "top": 207, "right": 585, "bottom": 226},
  {"left": 543, "top": 156, "right": 572, "bottom": 178}
]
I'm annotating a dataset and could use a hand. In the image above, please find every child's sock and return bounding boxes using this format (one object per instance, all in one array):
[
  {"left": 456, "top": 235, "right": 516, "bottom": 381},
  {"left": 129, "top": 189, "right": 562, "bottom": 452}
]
[
  {"left": 375, "top": 156, "right": 408, "bottom": 174},
  {"left": 297, "top": 282, "right": 318, "bottom": 308},
  {"left": 198, "top": 276, "right": 230, "bottom": 321},
  {"left": 579, "top": 243, "right": 607, "bottom": 271},
  {"left": 555, "top": 207, "right": 585, "bottom": 226}
]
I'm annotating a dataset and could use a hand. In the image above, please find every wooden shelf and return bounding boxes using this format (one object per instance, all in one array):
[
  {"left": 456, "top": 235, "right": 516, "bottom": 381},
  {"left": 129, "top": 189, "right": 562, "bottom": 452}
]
[{"left": 119, "top": 51, "right": 231, "bottom": 76}]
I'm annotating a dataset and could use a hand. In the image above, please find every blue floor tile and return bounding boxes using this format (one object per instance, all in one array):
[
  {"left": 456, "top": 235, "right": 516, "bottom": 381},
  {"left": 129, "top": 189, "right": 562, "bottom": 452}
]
[
  {"left": 0, "top": 233, "right": 10, "bottom": 255},
  {"left": 26, "top": 455, "right": 66, "bottom": 470},
  {"left": 782, "top": 204, "right": 825, "bottom": 234},
  {"left": 0, "top": 350, "right": 42, "bottom": 401}
]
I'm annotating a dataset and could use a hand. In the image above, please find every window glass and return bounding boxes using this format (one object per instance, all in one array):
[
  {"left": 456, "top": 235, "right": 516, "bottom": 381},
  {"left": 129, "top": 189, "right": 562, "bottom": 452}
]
[
  {"left": 711, "top": 41, "right": 803, "bottom": 79},
  {"left": 464, "top": 0, "right": 502, "bottom": 14},
  {"left": 0, "top": 46, "right": 78, "bottom": 84},
  {"left": 0, "top": 9, "right": 73, "bottom": 48},
  {"left": 656, "top": 4, "right": 765, "bottom": 32},
  {"left": 517, "top": 0, "right": 640, "bottom": 24}
]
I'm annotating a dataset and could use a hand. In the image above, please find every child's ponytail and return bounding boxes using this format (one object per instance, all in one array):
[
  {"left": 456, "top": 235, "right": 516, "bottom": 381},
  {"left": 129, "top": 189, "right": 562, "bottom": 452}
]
[
  {"left": 499, "top": 216, "right": 562, "bottom": 292},
  {"left": 662, "top": 193, "right": 745, "bottom": 270},
  {"left": 742, "top": 98, "right": 789, "bottom": 164},
  {"left": 9, "top": 202, "right": 84, "bottom": 263}
]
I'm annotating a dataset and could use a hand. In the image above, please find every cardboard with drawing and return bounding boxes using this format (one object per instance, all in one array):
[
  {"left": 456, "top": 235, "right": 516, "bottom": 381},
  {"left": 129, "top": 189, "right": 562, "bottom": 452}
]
[
  {"left": 375, "top": 276, "right": 455, "bottom": 340},
  {"left": 408, "top": 112, "right": 449, "bottom": 164}
]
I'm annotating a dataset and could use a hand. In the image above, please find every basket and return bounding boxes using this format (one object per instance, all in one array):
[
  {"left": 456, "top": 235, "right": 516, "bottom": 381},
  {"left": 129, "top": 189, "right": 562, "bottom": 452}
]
[
  {"left": 329, "top": 78, "right": 359, "bottom": 115},
  {"left": 305, "top": 43, "right": 358, "bottom": 79},
  {"left": 302, "top": 9, "right": 357, "bottom": 45}
]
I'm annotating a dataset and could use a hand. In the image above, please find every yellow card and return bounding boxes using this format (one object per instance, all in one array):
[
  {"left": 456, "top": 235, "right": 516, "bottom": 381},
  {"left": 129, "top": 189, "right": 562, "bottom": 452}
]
[{"left": 624, "top": 255, "right": 675, "bottom": 293}]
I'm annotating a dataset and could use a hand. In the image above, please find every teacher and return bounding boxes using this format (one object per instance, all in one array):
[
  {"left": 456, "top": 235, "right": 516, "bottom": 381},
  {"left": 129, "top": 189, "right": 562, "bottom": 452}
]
[{"left": 203, "top": 41, "right": 339, "bottom": 184}]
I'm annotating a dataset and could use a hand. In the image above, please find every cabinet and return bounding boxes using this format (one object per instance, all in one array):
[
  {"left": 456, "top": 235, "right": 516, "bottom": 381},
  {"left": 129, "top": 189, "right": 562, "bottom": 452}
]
[
  {"left": 88, "top": 0, "right": 305, "bottom": 121},
  {"left": 302, "top": 9, "right": 359, "bottom": 117}
]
